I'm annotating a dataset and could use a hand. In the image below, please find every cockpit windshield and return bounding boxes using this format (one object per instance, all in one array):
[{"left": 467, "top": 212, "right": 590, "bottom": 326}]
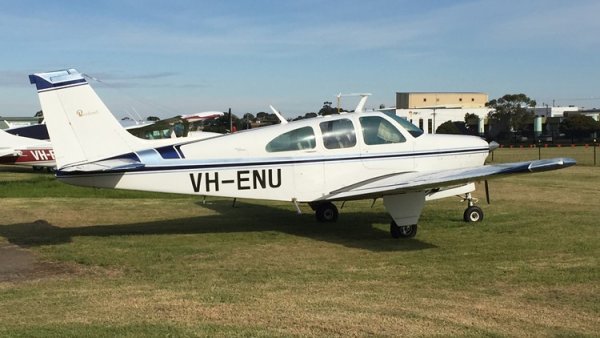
[{"left": 384, "top": 111, "right": 424, "bottom": 138}]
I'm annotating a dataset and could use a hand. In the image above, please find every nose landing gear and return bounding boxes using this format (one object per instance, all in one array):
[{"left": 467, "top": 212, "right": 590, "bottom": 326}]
[{"left": 463, "top": 193, "right": 484, "bottom": 222}]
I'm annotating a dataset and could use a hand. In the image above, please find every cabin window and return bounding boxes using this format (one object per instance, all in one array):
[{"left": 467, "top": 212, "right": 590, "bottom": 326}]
[
  {"left": 384, "top": 112, "right": 424, "bottom": 137},
  {"left": 320, "top": 119, "right": 356, "bottom": 149},
  {"left": 359, "top": 116, "right": 406, "bottom": 145},
  {"left": 266, "top": 127, "right": 316, "bottom": 152}
]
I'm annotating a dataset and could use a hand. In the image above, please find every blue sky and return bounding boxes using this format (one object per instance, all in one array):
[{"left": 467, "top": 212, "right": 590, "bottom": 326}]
[{"left": 1, "top": 0, "right": 599, "bottom": 119}]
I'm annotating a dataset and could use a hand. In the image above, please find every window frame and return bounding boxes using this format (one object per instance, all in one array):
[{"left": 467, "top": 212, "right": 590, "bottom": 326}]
[
  {"left": 265, "top": 126, "right": 316, "bottom": 152},
  {"left": 359, "top": 115, "right": 407, "bottom": 146},
  {"left": 319, "top": 118, "right": 357, "bottom": 150}
]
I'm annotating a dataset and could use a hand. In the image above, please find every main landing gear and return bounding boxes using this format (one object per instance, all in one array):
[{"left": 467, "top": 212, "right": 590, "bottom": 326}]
[
  {"left": 310, "top": 201, "right": 419, "bottom": 239},
  {"left": 310, "top": 202, "right": 339, "bottom": 222},
  {"left": 390, "top": 221, "right": 417, "bottom": 239},
  {"left": 463, "top": 193, "right": 484, "bottom": 222}
]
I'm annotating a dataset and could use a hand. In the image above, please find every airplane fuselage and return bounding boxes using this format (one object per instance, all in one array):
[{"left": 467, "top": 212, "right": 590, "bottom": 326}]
[{"left": 56, "top": 112, "right": 490, "bottom": 202}]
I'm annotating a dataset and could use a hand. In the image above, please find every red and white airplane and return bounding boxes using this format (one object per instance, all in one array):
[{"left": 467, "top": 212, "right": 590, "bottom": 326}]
[
  {"left": 0, "top": 129, "right": 55, "bottom": 168},
  {"left": 29, "top": 69, "right": 576, "bottom": 238}
]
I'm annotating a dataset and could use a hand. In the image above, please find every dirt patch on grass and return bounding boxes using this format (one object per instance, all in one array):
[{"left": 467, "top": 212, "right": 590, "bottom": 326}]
[{"left": 0, "top": 242, "right": 75, "bottom": 283}]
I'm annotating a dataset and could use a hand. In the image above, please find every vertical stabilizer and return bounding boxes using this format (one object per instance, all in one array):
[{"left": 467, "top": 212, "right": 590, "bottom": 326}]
[{"left": 29, "top": 69, "right": 144, "bottom": 168}]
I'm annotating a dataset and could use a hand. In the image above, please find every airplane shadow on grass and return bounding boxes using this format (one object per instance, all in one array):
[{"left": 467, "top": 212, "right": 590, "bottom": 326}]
[{"left": 0, "top": 199, "right": 437, "bottom": 252}]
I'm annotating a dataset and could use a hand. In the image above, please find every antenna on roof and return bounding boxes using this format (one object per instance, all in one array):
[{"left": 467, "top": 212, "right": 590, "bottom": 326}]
[
  {"left": 269, "top": 105, "right": 288, "bottom": 124},
  {"left": 336, "top": 93, "right": 372, "bottom": 113}
]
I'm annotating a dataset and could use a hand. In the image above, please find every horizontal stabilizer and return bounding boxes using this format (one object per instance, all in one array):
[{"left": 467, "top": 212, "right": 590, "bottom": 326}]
[
  {"left": 60, "top": 158, "right": 145, "bottom": 173},
  {"left": 0, "top": 149, "right": 19, "bottom": 157},
  {"left": 29, "top": 69, "right": 87, "bottom": 91}
]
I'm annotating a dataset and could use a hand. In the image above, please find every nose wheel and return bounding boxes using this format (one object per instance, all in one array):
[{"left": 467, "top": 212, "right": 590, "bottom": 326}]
[
  {"left": 464, "top": 205, "right": 484, "bottom": 222},
  {"left": 462, "top": 193, "right": 484, "bottom": 222}
]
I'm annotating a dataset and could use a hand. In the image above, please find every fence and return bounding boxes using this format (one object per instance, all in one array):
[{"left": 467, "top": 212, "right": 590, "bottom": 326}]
[{"left": 488, "top": 143, "right": 598, "bottom": 166}]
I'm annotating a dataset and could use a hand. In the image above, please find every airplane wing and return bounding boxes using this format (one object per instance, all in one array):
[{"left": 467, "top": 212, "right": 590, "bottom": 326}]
[{"left": 320, "top": 157, "right": 576, "bottom": 201}]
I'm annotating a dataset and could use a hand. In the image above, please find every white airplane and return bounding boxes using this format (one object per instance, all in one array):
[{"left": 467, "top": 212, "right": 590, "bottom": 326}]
[
  {"left": 29, "top": 69, "right": 576, "bottom": 238},
  {"left": 0, "top": 128, "right": 55, "bottom": 168},
  {"left": 181, "top": 111, "right": 225, "bottom": 123}
]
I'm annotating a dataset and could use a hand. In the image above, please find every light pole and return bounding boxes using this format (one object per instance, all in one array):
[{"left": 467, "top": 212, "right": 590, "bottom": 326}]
[
  {"left": 432, "top": 108, "right": 436, "bottom": 134},
  {"left": 594, "top": 138, "right": 597, "bottom": 166}
]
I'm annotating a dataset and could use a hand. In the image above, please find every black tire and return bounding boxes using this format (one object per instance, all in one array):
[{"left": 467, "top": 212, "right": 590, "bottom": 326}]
[
  {"left": 390, "top": 221, "right": 417, "bottom": 238},
  {"left": 315, "top": 202, "right": 338, "bottom": 222},
  {"left": 463, "top": 206, "right": 484, "bottom": 222}
]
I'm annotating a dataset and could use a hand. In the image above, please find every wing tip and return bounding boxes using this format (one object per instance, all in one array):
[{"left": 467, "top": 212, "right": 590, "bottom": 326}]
[{"left": 529, "top": 157, "right": 577, "bottom": 172}]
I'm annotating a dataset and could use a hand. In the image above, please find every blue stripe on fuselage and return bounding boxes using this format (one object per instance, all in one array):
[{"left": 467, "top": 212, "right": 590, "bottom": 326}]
[{"left": 56, "top": 146, "right": 489, "bottom": 177}]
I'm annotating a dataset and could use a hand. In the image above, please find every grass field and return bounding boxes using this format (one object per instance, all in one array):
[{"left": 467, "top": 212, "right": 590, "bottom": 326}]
[
  {"left": 489, "top": 145, "right": 599, "bottom": 166},
  {"left": 0, "top": 155, "right": 598, "bottom": 336}
]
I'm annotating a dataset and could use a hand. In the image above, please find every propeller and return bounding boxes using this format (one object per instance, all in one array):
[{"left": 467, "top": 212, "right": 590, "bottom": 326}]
[{"left": 484, "top": 180, "right": 490, "bottom": 204}]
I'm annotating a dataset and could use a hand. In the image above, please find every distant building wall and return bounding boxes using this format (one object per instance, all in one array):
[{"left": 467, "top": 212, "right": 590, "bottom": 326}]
[
  {"left": 396, "top": 92, "right": 488, "bottom": 109},
  {"left": 533, "top": 106, "right": 579, "bottom": 118}
]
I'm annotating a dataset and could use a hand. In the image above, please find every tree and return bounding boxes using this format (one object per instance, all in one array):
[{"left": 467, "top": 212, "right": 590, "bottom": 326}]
[
  {"left": 560, "top": 114, "right": 600, "bottom": 141},
  {"left": 292, "top": 112, "right": 318, "bottom": 121},
  {"left": 436, "top": 120, "right": 462, "bottom": 134},
  {"left": 256, "top": 112, "right": 268, "bottom": 119},
  {"left": 486, "top": 94, "right": 535, "bottom": 139},
  {"left": 464, "top": 113, "right": 480, "bottom": 135},
  {"left": 318, "top": 101, "right": 338, "bottom": 116},
  {"left": 239, "top": 113, "right": 255, "bottom": 130}
]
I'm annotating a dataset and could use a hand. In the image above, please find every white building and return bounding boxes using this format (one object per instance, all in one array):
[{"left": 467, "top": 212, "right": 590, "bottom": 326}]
[
  {"left": 391, "top": 92, "right": 491, "bottom": 134},
  {"left": 533, "top": 106, "right": 579, "bottom": 118}
]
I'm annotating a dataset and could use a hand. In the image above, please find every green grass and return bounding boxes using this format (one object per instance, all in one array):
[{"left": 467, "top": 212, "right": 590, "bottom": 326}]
[
  {"left": 0, "top": 165, "right": 598, "bottom": 336},
  {"left": 489, "top": 145, "right": 599, "bottom": 166}
]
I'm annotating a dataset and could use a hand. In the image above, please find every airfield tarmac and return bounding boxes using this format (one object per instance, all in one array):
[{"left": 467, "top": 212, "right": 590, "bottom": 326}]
[{"left": 0, "top": 163, "right": 598, "bottom": 336}]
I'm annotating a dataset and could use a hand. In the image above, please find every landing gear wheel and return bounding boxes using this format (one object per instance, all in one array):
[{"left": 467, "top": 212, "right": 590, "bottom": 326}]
[
  {"left": 390, "top": 221, "right": 417, "bottom": 239},
  {"left": 463, "top": 206, "right": 484, "bottom": 222},
  {"left": 315, "top": 202, "right": 338, "bottom": 222}
]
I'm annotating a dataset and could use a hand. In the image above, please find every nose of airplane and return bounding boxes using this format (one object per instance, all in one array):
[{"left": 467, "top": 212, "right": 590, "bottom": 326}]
[{"left": 488, "top": 141, "right": 499, "bottom": 151}]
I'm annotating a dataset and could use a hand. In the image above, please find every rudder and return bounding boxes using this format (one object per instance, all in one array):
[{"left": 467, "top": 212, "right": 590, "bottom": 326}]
[{"left": 29, "top": 69, "right": 144, "bottom": 169}]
